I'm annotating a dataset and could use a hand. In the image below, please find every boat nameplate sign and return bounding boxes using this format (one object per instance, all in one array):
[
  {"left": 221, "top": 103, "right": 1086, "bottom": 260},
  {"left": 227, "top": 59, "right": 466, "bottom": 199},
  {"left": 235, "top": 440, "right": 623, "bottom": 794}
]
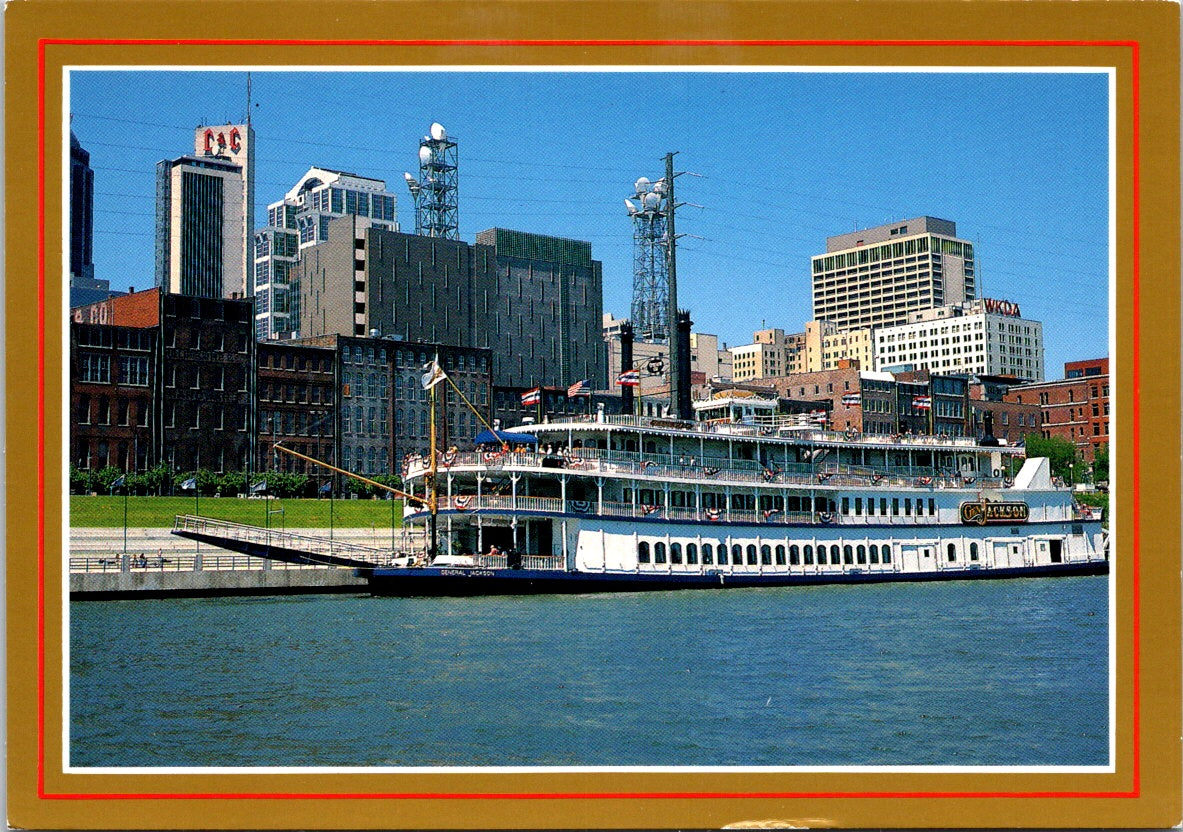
[{"left": 960, "top": 501, "right": 1030, "bottom": 525}]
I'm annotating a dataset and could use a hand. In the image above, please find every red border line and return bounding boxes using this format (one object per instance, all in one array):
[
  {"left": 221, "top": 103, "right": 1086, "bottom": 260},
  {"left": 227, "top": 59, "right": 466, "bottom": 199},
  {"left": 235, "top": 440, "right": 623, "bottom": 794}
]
[{"left": 39, "top": 37, "right": 1139, "bottom": 802}]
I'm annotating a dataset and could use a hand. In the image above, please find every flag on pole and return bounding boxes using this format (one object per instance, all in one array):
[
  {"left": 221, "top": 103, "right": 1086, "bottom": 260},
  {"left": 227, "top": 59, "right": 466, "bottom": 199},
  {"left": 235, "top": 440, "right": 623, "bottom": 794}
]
[
  {"left": 566, "top": 379, "right": 591, "bottom": 398},
  {"left": 616, "top": 370, "right": 640, "bottom": 387},
  {"left": 180, "top": 477, "right": 197, "bottom": 491},
  {"left": 420, "top": 360, "right": 447, "bottom": 390},
  {"left": 809, "top": 410, "right": 828, "bottom": 423},
  {"left": 111, "top": 475, "right": 126, "bottom": 489},
  {"left": 842, "top": 393, "right": 861, "bottom": 407},
  {"left": 912, "top": 396, "right": 932, "bottom": 410},
  {"left": 521, "top": 387, "right": 541, "bottom": 406},
  {"left": 319, "top": 480, "right": 332, "bottom": 495},
  {"left": 250, "top": 479, "right": 267, "bottom": 494}
]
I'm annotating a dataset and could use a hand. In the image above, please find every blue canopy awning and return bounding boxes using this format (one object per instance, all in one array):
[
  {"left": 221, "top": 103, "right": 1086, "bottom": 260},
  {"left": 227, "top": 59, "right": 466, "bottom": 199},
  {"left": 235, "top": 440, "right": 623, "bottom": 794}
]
[{"left": 473, "top": 429, "right": 539, "bottom": 446}]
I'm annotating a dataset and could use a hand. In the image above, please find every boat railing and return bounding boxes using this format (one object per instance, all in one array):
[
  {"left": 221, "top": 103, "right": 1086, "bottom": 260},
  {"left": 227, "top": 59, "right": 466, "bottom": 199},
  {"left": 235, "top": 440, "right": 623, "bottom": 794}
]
[
  {"left": 411, "top": 451, "right": 1006, "bottom": 491},
  {"left": 409, "top": 496, "right": 835, "bottom": 526}
]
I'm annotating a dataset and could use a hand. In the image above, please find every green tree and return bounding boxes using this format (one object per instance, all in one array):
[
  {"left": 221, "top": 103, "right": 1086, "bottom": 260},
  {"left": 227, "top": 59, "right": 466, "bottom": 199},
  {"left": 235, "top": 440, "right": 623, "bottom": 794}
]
[
  {"left": 1092, "top": 444, "right": 1110, "bottom": 483},
  {"left": 219, "top": 471, "right": 246, "bottom": 496},
  {"left": 93, "top": 465, "right": 123, "bottom": 492},
  {"left": 1023, "top": 434, "right": 1078, "bottom": 480},
  {"left": 69, "top": 465, "right": 93, "bottom": 494}
]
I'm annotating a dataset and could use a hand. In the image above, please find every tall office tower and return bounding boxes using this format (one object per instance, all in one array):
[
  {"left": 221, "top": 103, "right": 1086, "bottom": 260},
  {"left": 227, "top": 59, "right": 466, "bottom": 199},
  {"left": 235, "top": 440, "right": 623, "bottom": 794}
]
[
  {"left": 69, "top": 131, "right": 117, "bottom": 307},
  {"left": 811, "top": 216, "right": 976, "bottom": 331},
  {"left": 295, "top": 219, "right": 605, "bottom": 391},
  {"left": 254, "top": 167, "right": 398, "bottom": 340},
  {"left": 154, "top": 154, "right": 245, "bottom": 299},
  {"left": 195, "top": 123, "right": 255, "bottom": 293}
]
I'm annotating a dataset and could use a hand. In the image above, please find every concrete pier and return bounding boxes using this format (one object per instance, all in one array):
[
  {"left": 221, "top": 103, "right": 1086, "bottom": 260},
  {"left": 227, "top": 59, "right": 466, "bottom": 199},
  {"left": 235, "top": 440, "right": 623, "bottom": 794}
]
[{"left": 68, "top": 526, "right": 422, "bottom": 600}]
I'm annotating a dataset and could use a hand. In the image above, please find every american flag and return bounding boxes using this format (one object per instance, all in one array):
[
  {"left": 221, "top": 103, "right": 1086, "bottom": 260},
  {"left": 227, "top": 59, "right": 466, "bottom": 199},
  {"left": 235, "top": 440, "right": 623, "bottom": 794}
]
[
  {"left": 567, "top": 379, "right": 591, "bottom": 397},
  {"left": 521, "top": 387, "right": 541, "bottom": 406},
  {"left": 842, "top": 393, "right": 861, "bottom": 406},
  {"left": 616, "top": 370, "right": 640, "bottom": 387}
]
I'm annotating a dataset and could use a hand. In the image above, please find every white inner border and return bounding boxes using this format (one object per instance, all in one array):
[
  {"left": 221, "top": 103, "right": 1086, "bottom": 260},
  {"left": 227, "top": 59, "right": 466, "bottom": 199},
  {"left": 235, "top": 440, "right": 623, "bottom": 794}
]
[{"left": 60, "top": 64, "right": 1118, "bottom": 777}]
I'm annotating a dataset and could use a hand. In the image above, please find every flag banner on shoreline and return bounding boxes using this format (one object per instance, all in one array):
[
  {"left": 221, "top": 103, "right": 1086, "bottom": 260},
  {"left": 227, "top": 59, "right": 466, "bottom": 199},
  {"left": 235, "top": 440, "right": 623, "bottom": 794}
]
[
  {"left": 319, "top": 480, "right": 332, "bottom": 494},
  {"left": 912, "top": 396, "right": 932, "bottom": 410},
  {"left": 251, "top": 480, "right": 267, "bottom": 493},
  {"left": 567, "top": 379, "right": 591, "bottom": 397},
  {"left": 180, "top": 477, "right": 197, "bottom": 490},
  {"left": 521, "top": 387, "right": 541, "bottom": 406},
  {"left": 111, "top": 475, "right": 126, "bottom": 489},
  {"left": 616, "top": 370, "right": 640, "bottom": 387},
  {"left": 420, "top": 361, "right": 447, "bottom": 390}
]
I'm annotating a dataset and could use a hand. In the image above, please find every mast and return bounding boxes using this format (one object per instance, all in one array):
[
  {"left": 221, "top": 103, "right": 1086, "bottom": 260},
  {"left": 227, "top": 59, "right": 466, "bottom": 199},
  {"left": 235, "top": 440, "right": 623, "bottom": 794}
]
[{"left": 428, "top": 355, "right": 440, "bottom": 561}]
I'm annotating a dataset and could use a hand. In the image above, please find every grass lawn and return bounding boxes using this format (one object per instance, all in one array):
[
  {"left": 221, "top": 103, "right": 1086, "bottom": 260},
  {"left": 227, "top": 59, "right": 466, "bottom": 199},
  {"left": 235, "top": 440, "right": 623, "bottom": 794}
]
[{"left": 70, "top": 495, "right": 404, "bottom": 529}]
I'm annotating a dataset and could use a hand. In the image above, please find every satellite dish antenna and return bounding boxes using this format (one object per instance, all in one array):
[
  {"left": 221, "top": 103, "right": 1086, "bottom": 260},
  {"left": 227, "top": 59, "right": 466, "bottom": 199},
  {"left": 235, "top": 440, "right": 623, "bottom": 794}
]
[
  {"left": 624, "top": 198, "right": 638, "bottom": 214},
  {"left": 643, "top": 192, "right": 661, "bottom": 210},
  {"left": 430, "top": 122, "right": 447, "bottom": 141},
  {"left": 418, "top": 146, "right": 433, "bottom": 164},
  {"left": 653, "top": 179, "right": 668, "bottom": 195},
  {"left": 634, "top": 177, "right": 651, "bottom": 193},
  {"left": 403, "top": 172, "right": 420, "bottom": 193}
]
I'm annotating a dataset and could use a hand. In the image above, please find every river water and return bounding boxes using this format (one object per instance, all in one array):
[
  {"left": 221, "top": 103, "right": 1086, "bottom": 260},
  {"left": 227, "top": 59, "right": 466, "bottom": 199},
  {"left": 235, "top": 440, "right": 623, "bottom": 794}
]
[{"left": 69, "top": 575, "right": 1108, "bottom": 768}]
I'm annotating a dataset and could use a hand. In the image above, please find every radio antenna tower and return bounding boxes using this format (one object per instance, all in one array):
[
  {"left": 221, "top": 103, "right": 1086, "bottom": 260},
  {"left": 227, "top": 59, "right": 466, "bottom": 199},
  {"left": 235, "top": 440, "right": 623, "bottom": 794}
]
[
  {"left": 404, "top": 122, "right": 458, "bottom": 239},
  {"left": 625, "top": 174, "right": 671, "bottom": 341}
]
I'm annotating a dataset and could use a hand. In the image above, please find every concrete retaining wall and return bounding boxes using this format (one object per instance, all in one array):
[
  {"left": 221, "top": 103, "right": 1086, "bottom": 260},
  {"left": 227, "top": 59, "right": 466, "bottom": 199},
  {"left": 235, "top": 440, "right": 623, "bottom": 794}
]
[{"left": 71, "top": 566, "right": 368, "bottom": 599}]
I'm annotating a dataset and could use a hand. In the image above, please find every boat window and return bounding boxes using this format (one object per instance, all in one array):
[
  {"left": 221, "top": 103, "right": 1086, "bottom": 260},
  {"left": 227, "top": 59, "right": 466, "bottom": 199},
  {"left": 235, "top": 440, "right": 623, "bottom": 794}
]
[
  {"left": 654, "top": 542, "right": 667, "bottom": 564},
  {"left": 892, "top": 498, "right": 900, "bottom": 516},
  {"left": 816, "top": 545, "right": 827, "bottom": 565},
  {"left": 760, "top": 545, "right": 771, "bottom": 565},
  {"left": 947, "top": 543, "right": 956, "bottom": 562},
  {"left": 904, "top": 498, "right": 911, "bottom": 516},
  {"left": 789, "top": 545, "right": 799, "bottom": 565},
  {"left": 929, "top": 498, "right": 936, "bottom": 516},
  {"left": 867, "top": 499, "right": 875, "bottom": 516},
  {"left": 702, "top": 543, "right": 714, "bottom": 564},
  {"left": 970, "top": 542, "right": 979, "bottom": 561},
  {"left": 637, "top": 541, "right": 650, "bottom": 564},
  {"left": 625, "top": 439, "right": 636, "bottom": 452},
  {"left": 880, "top": 498, "right": 888, "bottom": 515},
  {"left": 717, "top": 545, "right": 728, "bottom": 565},
  {"left": 843, "top": 545, "right": 854, "bottom": 564},
  {"left": 869, "top": 544, "right": 879, "bottom": 563},
  {"left": 775, "top": 545, "right": 786, "bottom": 565},
  {"left": 747, "top": 545, "right": 758, "bottom": 565},
  {"left": 842, "top": 497, "right": 850, "bottom": 515},
  {"left": 686, "top": 543, "right": 698, "bottom": 564},
  {"left": 803, "top": 545, "right": 814, "bottom": 565},
  {"left": 857, "top": 545, "right": 867, "bottom": 564},
  {"left": 732, "top": 544, "right": 742, "bottom": 565},
  {"left": 854, "top": 498, "right": 862, "bottom": 515},
  {"left": 882, "top": 545, "right": 892, "bottom": 564},
  {"left": 670, "top": 542, "right": 682, "bottom": 564},
  {"left": 914, "top": 499, "right": 923, "bottom": 517}
]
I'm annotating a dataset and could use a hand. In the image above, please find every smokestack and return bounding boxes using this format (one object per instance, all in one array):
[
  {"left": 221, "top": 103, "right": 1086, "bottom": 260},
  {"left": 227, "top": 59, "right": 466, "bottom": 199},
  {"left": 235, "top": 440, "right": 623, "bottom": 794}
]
[
  {"left": 620, "top": 321, "right": 635, "bottom": 415},
  {"left": 676, "top": 310, "right": 693, "bottom": 420}
]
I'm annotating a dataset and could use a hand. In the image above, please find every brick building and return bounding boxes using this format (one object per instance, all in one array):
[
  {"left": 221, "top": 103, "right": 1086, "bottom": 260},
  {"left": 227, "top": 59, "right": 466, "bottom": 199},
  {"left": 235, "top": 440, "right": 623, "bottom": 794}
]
[
  {"left": 256, "top": 341, "right": 337, "bottom": 488},
  {"left": 1003, "top": 358, "right": 1110, "bottom": 462},
  {"left": 70, "top": 323, "right": 156, "bottom": 475},
  {"left": 157, "top": 293, "right": 256, "bottom": 477},
  {"left": 763, "top": 363, "right": 865, "bottom": 432}
]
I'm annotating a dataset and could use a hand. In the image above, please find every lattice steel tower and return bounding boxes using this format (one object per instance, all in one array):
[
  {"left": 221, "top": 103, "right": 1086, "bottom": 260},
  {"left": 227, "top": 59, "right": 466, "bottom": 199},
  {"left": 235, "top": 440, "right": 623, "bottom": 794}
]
[
  {"left": 403, "top": 122, "right": 458, "bottom": 239},
  {"left": 625, "top": 176, "right": 671, "bottom": 342}
]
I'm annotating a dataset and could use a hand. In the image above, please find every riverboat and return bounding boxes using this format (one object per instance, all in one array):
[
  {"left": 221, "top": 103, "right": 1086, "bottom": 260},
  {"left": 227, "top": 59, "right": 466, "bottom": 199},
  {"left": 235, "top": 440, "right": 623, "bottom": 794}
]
[{"left": 367, "top": 405, "right": 1107, "bottom": 595}]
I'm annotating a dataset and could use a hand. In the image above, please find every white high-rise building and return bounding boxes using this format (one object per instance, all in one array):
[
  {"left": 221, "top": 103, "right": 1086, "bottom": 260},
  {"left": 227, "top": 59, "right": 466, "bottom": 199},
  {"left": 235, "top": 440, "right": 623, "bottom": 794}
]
[
  {"left": 811, "top": 216, "right": 976, "bottom": 331},
  {"left": 875, "top": 298, "right": 1044, "bottom": 381},
  {"left": 254, "top": 167, "right": 398, "bottom": 340}
]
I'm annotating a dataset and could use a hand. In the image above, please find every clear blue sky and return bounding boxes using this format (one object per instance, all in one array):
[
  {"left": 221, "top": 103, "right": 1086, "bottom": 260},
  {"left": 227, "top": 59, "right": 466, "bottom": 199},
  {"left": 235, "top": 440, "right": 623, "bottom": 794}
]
[{"left": 69, "top": 69, "right": 1110, "bottom": 375}]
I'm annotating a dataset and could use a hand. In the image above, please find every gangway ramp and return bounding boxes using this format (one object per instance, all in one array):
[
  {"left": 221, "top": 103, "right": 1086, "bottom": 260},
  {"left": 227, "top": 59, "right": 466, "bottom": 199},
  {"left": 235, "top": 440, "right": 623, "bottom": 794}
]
[{"left": 171, "top": 515, "right": 391, "bottom": 569}]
